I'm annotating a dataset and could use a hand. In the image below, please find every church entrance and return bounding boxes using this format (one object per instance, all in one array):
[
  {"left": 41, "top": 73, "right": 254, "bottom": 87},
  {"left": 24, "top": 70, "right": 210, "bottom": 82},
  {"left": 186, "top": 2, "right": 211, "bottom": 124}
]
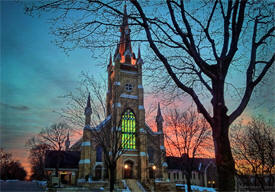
[
  {"left": 95, "top": 165, "right": 102, "bottom": 180},
  {"left": 124, "top": 160, "right": 134, "bottom": 179}
]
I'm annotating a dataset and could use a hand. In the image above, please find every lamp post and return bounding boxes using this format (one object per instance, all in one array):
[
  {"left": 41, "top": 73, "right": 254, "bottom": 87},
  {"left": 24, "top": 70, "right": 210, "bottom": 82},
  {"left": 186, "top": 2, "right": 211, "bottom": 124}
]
[{"left": 152, "top": 165, "right": 157, "bottom": 192}]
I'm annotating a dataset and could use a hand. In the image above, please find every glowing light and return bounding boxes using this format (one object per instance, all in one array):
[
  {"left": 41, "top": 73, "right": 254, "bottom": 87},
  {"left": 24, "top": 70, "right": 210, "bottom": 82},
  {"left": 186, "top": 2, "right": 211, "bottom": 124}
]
[
  {"left": 152, "top": 165, "right": 157, "bottom": 170},
  {"left": 122, "top": 110, "right": 136, "bottom": 149},
  {"left": 124, "top": 164, "right": 128, "bottom": 169}
]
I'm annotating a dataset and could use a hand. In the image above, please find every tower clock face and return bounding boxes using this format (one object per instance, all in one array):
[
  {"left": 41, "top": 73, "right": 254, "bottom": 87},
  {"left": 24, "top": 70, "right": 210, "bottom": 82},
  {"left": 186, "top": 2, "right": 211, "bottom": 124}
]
[{"left": 125, "top": 83, "right": 133, "bottom": 92}]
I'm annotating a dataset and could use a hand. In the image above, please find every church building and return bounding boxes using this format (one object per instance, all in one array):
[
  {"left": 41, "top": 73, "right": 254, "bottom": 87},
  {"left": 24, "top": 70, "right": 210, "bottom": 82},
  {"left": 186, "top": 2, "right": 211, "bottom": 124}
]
[
  {"left": 77, "top": 5, "right": 168, "bottom": 184},
  {"left": 44, "top": 5, "right": 219, "bottom": 191}
]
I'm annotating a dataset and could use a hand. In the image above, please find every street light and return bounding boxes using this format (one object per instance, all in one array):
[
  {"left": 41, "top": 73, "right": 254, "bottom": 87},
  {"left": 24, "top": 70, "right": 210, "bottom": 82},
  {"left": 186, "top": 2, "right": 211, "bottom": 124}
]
[{"left": 152, "top": 165, "right": 157, "bottom": 192}]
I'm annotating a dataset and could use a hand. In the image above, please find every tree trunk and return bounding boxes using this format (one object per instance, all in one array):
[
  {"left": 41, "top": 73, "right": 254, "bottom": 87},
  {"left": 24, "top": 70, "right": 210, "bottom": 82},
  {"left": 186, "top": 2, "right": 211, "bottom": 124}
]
[
  {"left": 213, "top": 121, "right": 235, "bottom": 191},
  {"left": 186, "top": 172, "right": 192, "bottom": 192},
  {"left": 109, "top": 166, "right": 116, "bottom": 192}
]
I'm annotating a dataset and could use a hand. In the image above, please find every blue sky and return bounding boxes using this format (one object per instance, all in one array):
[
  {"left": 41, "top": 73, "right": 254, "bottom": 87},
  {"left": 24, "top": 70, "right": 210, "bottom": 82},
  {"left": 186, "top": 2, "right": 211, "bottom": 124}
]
[
  {"left": 0, "top": 1, "right": 106, "bottom": 169},
  {"left": 1, "top": 1, "right": 274, "bottom": 174}
]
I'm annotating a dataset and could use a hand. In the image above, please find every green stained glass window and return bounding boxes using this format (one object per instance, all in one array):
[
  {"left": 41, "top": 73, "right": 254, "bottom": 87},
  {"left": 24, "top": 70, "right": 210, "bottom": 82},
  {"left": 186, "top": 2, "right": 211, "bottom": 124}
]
[{"left": 121, "top": 109, "right": 136, "bottom": 149}]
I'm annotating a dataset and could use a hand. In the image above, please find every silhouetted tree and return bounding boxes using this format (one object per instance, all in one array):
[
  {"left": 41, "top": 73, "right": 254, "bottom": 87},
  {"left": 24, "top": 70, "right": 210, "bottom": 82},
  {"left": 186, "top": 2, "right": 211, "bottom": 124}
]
[
  {"left": 58, "top": 72, "right": 106, "bottom": 133},
  {"left": 26, "top": 142, "right": 51, "bottom": 180},
  {"left": 165, "top": 109, "right": 212, "bottom": 191},
  {"left": 26, "top": 123, "right": 70, "bottom": 178},
  {"left": 231, "top": 117, "right": 275, "bottom": 191},
  {"left": 0, "top": 148, "right": 27, "bottom": 180},
  {"left": 82, "top": 92, "right": 133, "bottom": 192},
  {"left": 25, "top": 1, "right": 275, "bottom": 190}
]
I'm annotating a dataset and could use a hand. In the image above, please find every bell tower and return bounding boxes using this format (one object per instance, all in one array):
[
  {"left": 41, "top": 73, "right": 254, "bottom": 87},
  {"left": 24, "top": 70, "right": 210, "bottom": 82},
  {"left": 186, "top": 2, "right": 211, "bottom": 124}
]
[{"left": 106, "top": 4, "right": 148, "bottom": 181}]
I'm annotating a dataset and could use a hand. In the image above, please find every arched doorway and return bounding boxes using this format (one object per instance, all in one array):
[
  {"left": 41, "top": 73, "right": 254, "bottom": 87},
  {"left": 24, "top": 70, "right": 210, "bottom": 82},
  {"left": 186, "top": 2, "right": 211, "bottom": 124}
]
[
  {"left": 124, "top": 160, "right": 134, "bottom": 179},
  {"left": 95, "top": 165, "right": 102, "bottom": 180}
]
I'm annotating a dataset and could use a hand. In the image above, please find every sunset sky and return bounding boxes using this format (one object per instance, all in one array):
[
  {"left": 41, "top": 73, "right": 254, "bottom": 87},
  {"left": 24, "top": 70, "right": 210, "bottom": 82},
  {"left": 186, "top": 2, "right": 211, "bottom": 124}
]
[{"left": 1, "top": 1, "right": 274, "bottom": 177}]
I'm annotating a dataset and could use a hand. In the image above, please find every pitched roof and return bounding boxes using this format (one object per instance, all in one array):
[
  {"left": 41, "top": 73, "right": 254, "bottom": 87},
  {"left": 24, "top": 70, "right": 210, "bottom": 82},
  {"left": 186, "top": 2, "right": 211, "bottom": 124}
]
[
  {"left": 45, "top": 151, "right": 80, "bottom": 169},
  {"left": 166, "top": 156, "right": 215, "bottom": 172}
]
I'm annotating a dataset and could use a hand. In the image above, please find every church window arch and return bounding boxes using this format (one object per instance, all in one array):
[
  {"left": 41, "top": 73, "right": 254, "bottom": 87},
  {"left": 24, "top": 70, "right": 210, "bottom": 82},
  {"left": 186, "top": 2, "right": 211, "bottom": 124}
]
[
  {"left": 121, "top": 109, "right": 136, "bottom": 149},
  {"left": 96, "top": 145, "right": 102, "bottom": 162},
  {"left": 148, "top": 147, "right": 154, "bottom": 163}
]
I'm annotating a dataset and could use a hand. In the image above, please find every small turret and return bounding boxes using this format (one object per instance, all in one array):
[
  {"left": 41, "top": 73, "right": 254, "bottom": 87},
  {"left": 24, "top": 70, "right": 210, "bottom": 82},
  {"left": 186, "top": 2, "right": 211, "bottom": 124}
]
[
  {"left": 65, "top": 132, "right": 70, "bottom": 151},
  {"left": 156, "top": 102, "right": 164, "bottom": 132},
  {"left": 84, "top": 93, "right": 92, "bottom": 127},
  {"left": 107, "top": 52, "right": 112, "bottom": 70},
  {"left": 138, "top": 45, "right": 141, "bottom": 59},
  {"left": 137, "top": 45, "right": 143, "bottom": 65}
]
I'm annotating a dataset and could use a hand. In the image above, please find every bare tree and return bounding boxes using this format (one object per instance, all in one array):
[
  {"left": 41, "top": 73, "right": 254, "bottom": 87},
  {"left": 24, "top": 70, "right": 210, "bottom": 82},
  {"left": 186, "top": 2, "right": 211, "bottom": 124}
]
[
  {"left": 27, "top": 143, "right": 51, "bottom": 180},
  {"left": 58, "top": 72, "right": 106, "bottom": 133},
  {"left": 83, "top": 93, "right": 134, "bottom": 192},
  {"left": 55, "top": 68, "right": 127, "bottom": 191},
  {"left": 89, "top": 115, "right": 128, "bottom": 192},
  {"left": 231, "top": 117, "right": 275, "bottom": 191},
  {"left": 0, "top": 148, "right": 27, "bottom": 180},
  {"left": 26, "top": 122, "right": 71, "bottom": 177},
  {"left": 25, "top": 1, "right": 275, "bottom": 190},
  {"left": 165, "top": 109, "right": 212, "bottom": 191}
]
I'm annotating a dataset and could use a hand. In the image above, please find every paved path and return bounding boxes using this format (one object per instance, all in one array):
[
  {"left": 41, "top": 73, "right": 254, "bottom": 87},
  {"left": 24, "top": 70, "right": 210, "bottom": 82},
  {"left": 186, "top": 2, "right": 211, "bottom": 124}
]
[
  {"left": 0, "top": 181, "right": 44, "bottom": 191},
  {"left": 126, "top": 179, "right": 144, "bottom": 192}
]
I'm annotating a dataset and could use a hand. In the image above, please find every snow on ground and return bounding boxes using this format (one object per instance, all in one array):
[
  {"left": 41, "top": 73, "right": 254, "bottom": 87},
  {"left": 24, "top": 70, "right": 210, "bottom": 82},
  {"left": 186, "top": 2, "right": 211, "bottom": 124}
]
[{"left": 176, "top": 184, "right": 216, "bottom": 192}]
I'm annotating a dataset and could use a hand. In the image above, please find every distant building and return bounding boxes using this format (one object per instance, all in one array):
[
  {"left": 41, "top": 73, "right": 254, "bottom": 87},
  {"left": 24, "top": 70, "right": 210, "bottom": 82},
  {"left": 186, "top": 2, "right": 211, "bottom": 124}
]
[
  {"left": 45, "top": 150, "right": 80, "bottom": 185},
  {"left": 236, "top": 174, "right": 275, "bottom": 191},
  {"left": 166, "top": 156, "right": 217, "bottom": 188}
]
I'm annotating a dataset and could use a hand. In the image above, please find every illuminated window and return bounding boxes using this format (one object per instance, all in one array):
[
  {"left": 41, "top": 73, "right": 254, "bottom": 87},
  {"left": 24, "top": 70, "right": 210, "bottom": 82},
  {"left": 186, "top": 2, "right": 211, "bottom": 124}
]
[{"left": 121, "top": 109, "right": 136, "bottom": 149}]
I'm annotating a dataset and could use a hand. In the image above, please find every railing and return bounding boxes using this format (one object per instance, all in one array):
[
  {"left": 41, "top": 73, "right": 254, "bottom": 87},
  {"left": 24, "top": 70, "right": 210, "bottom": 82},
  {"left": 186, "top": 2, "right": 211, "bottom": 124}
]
[{"left": 136, "top": 181, "right": 147, "bottom": 192}]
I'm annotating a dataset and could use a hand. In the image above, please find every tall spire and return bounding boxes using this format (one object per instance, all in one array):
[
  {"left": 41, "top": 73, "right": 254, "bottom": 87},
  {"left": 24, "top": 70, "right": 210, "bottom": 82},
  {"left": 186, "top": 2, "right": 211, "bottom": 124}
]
[
  {"left": 122, "top": 4, "right": 128, "bottom": 27},
  {"left": 156, "top": 102, "right": 164, "bottom": 132},
  {"left": 86, "top": 92, "right": 91, "bottom": 110},
  {"left": 138, "top": 45, "right": 141, "bottom": 59},
  {"left": 108, "top": 52, "right": 112, "bottom": 68},
  {"left": 65, "top": 132, "right": 70, "bottom": 151},
  {"left": 84, "top": 93, "right": 92, "bottom": 126},
  {"left": 116, "top": 4, "right": 132, "bottom": 63}
]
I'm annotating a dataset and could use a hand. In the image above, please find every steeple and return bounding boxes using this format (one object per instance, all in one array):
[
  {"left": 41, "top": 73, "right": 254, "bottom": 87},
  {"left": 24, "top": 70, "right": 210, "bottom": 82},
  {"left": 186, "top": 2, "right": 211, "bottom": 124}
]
[
  {"left": 156, "top": 103, "right": 164, "bottom": 132},
  {"left": 114, "top": 4, "right": 134, "bottom": 64},
  {"left": 84, "top": 93, "right": 92, "bottom": 127},
  {"left": 108, "top": 52, "right": 112, "bottom": 69},
  {"left": 138, "top": 45, "right": 141, "bottom": 59},
  {"left": 65, "top": 132, "right": 70, "bottom": 151},
  {"left": 137, "top": 45, "right": 143, "bottom": 65}
]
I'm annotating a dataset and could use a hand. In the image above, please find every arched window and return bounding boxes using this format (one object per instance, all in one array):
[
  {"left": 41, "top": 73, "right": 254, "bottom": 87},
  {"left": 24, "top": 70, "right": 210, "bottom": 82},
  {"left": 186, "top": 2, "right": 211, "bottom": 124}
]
[
  {"left": 148, "top": 147, "right": 154, "bottom": 163},
  {"left": 121, "top": 109, "right": 136, "bottom": 149},
  {"left": 96, "top": 146, "right": 102, "bottom": 162}
]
